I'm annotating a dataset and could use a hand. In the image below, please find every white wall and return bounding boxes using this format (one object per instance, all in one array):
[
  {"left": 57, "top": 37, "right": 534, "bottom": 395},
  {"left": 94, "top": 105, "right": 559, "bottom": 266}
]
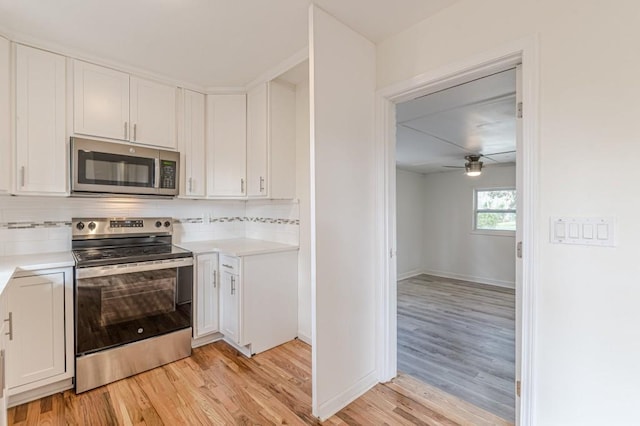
[
  {"left": 295, "top": 78, "right": 312, "bottom": 344},
  {"left": 378, "top": 1, "right": 640, "bottom": 424},
  {"left": 422, "top": 166, "right": 516, "bottom": 288},
  {"left": 395, "top": 169, "right": 424, "bottom": 279},
  {"left": 396, "top": 166, "right": 516, "bottom": 287},
  {"left": 310, "top": 5, "right": 377, "bottom": 420},
  {"left": 0, "top": 196, "right": 299, "bottom": 256}
]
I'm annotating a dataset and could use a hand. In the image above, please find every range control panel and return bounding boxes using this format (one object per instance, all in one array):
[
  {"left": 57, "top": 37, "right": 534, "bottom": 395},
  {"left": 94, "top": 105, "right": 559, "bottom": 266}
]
[{"left": 72, "top": 217, "right": 174, "bottom": 239}]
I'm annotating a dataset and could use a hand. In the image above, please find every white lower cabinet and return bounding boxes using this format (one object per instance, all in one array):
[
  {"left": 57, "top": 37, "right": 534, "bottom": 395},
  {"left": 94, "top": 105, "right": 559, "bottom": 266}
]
[
  {"left": 219, "top": 255, "right": 241, "bottom": 344},
  {"left": 3, "top": 268, "right": 74, "bottom": 405},
  {"left": 219, "top": 251, "right": 297, "bottom": 356},
  {"left": 194, "top": 253, "right": 219, "bottom": 338}
]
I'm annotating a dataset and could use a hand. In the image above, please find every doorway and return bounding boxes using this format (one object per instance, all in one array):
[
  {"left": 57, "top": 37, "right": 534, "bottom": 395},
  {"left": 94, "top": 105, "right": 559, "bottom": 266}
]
[
  {"left": 395, "top": 68, "right": 518, "bottom": 421},
  {"left": 376, "top": 39, "right": 539, "bottom": 426}
]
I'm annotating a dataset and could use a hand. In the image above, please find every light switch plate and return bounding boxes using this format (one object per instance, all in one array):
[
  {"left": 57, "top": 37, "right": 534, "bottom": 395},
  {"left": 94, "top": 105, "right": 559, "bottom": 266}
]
[{"left": 550, "top": 217, "right": 615, "bottom": 247}]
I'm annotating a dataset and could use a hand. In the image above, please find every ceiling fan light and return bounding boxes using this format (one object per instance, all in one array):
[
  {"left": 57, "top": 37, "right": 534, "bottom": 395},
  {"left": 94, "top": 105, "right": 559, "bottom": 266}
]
[{"left": 465, "top": 161, "right": 483, "bottom": 177}]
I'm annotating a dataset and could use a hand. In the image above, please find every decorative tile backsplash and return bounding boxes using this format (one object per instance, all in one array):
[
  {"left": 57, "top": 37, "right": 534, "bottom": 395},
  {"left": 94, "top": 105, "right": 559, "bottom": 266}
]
[
  {"left": 0, "top": 221, "right": 72, "bottom": 229},
  {"left": 0, "top": 197, "right": 299, "bottom": 256}
]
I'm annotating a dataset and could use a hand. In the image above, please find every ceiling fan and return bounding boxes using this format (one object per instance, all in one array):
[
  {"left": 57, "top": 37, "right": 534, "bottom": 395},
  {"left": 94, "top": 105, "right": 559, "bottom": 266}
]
[{"left": 443, "top": 150, "right": 515, "bottom": 176}]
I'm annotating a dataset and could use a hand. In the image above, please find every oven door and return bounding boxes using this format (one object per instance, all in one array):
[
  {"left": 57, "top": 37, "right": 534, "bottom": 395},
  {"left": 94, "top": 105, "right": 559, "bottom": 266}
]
[
  {"left": 75, "top": 257, "right": 193, "bottom": 356},
  {"left": 71, "top": 137, "right": 159, "bottom": 195}
]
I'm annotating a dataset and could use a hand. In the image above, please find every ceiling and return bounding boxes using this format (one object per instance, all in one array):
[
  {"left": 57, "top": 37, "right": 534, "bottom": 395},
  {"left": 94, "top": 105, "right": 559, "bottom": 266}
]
[
  {"left": 396, "top": 69, "right": 517, "bottom": 174},
  {"left": 0, "top": 0, "right": 459, "bottom": 88}
]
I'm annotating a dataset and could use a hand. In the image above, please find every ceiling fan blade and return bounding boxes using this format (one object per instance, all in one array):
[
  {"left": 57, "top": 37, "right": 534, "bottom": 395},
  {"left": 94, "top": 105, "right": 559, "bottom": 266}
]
[
  {"left": 442, "top": 166, "right": 465, "bottom": 168},
  {"left": 482, "top": 150, "right": 516, "bottom": 156}
]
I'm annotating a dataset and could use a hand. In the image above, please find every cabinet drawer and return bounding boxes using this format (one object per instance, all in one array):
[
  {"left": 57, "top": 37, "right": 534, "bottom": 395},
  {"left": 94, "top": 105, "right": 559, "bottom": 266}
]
[{"left": 219, "top": 255, "right": 240, "bottom": 273}]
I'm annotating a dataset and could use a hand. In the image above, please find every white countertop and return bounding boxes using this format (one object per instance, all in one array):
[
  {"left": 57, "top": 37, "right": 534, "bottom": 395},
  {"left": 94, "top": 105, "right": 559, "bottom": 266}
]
[
  {"left": 176, "top": 238, "right": 299, "bottom": 257},
  {"left": 0, "top": 251, "right": 75, "bottom": 294}
]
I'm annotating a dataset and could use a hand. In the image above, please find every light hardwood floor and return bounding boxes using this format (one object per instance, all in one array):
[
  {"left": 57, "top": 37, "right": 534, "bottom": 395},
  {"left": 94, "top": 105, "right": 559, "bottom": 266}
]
[
  {"left": 398, "top": 274, "right": 516, "bottom": 422},
  {"left": 8, "top": 339, "right": 511, "bottom": 425}
]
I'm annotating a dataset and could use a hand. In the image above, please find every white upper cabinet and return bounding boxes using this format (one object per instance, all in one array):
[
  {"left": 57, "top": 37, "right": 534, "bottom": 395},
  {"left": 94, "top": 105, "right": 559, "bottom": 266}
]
[
  {"left": 73, "top": 60, "right": 130, "bottom": 141},
  {"left": 206, "top": 94, "right": 247, "bottom": 198},
  {"left": 130, "top": 77, "right": 177, "bottom": 150},
  {"left": 15, "top": 44, "right": 67, "bottom": 195},
  {"left": 180, "top": 89, "right": 206, "bottom": 198},
  {"left": 246, "top": 83, "right": 268, "bottom": 198},
  {"left": 72, "top": 60, "right": 177, "bottom": 150},
  {"left": 0, "top": 36, "right": 10, "bottom": 194},
  {"left": 245, "top": 80, "right": 297, "bottom": 200}
]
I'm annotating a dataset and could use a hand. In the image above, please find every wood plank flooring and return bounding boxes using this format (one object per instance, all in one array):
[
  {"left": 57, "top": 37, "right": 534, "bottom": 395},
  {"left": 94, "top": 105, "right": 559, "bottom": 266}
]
[
  {"left": 8, "top": 338, "right": 510, "bottom": 425},
  {"left": 398, "top": 274, "right": 516, "bottom": 422}
]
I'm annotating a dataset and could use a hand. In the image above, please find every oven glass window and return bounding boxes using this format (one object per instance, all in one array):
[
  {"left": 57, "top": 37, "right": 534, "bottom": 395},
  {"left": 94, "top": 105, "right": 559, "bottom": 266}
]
[
  {"left": 76, "top": 267, "right": 192, "bottom": 355},
  {"left": 78, "top": 150, "right": 155, "bottom": 187}
]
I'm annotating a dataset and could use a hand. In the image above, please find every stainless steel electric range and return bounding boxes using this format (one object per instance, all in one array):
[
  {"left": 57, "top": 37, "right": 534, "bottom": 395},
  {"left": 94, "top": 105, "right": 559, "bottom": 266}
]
[{"left": 72, "top": 217, "right": 193, "bottom": 393}]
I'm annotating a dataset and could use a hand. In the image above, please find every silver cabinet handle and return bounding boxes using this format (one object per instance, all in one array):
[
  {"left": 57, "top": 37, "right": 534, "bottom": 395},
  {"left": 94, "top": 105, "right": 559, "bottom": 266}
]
[
  {"left": 133, "top": 123, "right": 137, "bottom": 141},
  {"left": 230, "top": 276, "right": 236, "bottom": 295},
  {"left": 213, "top": 270, "right": 217, "bottom": 288},
  {"left": 221, "top": 264, "right": 233, "bottom": 269},
  {"left": 20, "top": 166, "right": 25, "bottom": 187},
  {"left": 240, "top": 178, "right": 245, "bottom": 194},
  {"left": 124, "top": 121, "right": 128, "bottom": 139},
  {"left": 4, "top": 312, "right": 12, "bottom": 341},
  {"left": 259, "top": 176, "right": 265, "bottom": 193},
  {"left": 0, "top": 349, "right": 4, "bottom": 398},
  {"left": 189, "top": 177, "right": 193, "bottom": 193}
]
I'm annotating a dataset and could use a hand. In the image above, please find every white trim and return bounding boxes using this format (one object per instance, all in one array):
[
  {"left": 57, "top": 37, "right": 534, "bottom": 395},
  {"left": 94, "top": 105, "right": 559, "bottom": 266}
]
[
  {"left": 297, "top": 332, "right": 312, "bottom": 345},
  {"left": 7, "top": 378, "right": 73, "bottom": 407},
  {"left": 191, "top": 332, "right": 223, "bottom": 349},
  {"left": 0, "top": 25, "right": 308, "bottom": 96},
  {"left": 314, "top": 370, "right": 378, "bottom": 421},
  {"left": 420, "top": 269, "right": 515, "bottom": 289},
  {"left": 376, "top": 34, "right": 540, "bottom": 426},
  {"left": 244, "top": 47, "right": 309, "bottom": 92},
  {"left": 0, "top": 26, "right": 207, "bottom": 92},
  {"left": 397, "top": 269, "right": 422, "bottom": 281}
]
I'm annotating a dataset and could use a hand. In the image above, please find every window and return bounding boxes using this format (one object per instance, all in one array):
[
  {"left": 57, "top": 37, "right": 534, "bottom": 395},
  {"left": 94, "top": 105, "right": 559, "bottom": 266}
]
[{"left": 474, "top": 188, "right": 516, "bottom": 232}]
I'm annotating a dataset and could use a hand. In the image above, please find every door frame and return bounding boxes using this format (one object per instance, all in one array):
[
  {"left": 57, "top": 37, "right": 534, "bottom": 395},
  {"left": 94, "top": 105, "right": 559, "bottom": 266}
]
[{"left": 374, "top": 35, "right": 540, "bottom": 426}]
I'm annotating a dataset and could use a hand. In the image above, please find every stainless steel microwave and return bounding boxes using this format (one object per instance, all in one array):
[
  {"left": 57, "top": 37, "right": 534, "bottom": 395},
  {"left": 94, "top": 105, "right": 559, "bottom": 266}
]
[{"left": 71, "top": 137, "right": 179, "bottom": 196}]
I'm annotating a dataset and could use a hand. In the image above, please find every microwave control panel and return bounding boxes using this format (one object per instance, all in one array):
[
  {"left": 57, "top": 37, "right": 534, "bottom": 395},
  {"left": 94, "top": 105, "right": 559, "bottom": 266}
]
[{"left": 159, "top": 160, "right": 177, "bottom": 189}]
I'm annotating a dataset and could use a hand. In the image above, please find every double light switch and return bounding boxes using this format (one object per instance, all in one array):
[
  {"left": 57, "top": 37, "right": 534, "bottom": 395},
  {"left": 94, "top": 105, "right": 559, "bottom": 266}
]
[{"left": 550, "top": 217, "right": 614, "bottom": 247}]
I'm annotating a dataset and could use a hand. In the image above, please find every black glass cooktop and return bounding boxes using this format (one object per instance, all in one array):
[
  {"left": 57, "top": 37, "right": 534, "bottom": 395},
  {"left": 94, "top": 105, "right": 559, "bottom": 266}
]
[{"left": 73, "top": 244, "right": 191, "bottom": 267}]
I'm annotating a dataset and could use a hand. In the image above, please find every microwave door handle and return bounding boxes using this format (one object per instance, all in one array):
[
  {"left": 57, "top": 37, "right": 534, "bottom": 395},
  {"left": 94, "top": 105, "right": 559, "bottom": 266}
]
[{"left": 154, "top": 158, "right": 160, "bottom": 189}]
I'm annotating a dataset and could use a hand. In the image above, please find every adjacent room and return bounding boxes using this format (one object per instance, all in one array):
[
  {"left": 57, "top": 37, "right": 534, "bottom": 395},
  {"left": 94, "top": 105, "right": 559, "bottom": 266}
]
[{"left": 395, "top": 68, "right": 518, "bottom": 422}]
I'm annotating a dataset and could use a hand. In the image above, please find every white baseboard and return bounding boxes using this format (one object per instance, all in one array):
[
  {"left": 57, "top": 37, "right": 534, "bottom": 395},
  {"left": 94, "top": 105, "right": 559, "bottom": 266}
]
[
  {"left": 8, "top": 378, "right": 73, "bottom": 407},
  {"left": 191, "top": 332, "right": 223, "bottom": 348},
  {"left": 397, "top": 269, "right": 422, "bottom": 281},
  {"left": 314, "top": 370, "right": 378, "bottom": 421},
  {"left": 297, "top": 332, "right": 312, "bottom": 345},
  {"left": 422, "top": 269, "right": 515, "bottom": 289}
]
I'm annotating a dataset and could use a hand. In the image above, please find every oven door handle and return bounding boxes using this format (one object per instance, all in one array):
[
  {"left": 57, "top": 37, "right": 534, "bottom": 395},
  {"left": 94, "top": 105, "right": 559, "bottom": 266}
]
[{"left": 76, "top": 257, "right": 193, "bottom": 279}]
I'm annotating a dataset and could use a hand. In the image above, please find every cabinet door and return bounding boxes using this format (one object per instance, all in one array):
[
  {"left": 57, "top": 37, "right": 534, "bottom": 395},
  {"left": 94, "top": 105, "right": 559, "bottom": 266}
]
[
  {"left": 5, "top": 273, "right": 65, "bottom": 388},
  {"left": 15, "top": 45, "right": 67, "bottom": 195},
  {"left": 269, "top": 80, "right": 297, "bottom": 199},
  {"left": 206, "top": 94, "right": 247, "bottom": 197},
  {"left": 182, "top": 90, "right": 206, "bottom": 197},
  {"left": 73, "top": 60, "right": 130, "bottom": 141},
  {"left": 0, "top": 36, "right": 9, "bottom": 194},
  {"left": 195, "top": 253, "right": 219, "bottom": 337},
  {"left": 246, "top": 83, "right": 268, "bottom": 197},
  {"left": 130, "top": 77, "right": 177, "bottom": 150},
  {"left": 220, "top": 270, "right": 240, "bottom": 344}
]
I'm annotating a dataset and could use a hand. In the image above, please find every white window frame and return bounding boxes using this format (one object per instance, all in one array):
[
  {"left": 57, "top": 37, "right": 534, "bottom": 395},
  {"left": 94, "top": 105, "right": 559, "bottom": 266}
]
[{"left": 472, "top": 187, "right": 517, "bottom": 236}]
